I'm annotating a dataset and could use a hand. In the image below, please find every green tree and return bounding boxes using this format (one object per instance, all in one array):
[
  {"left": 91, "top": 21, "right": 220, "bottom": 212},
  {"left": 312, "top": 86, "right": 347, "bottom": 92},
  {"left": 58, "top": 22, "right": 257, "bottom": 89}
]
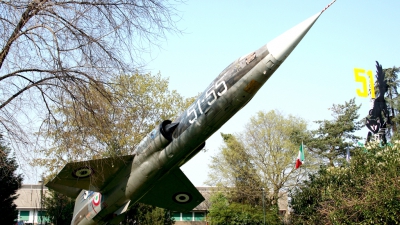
[
  {"left": 0, "top": 136, "right": 23, "bottom": 224},
  {"left": 44, "top": 190, "right": 75, "bottom": 225},
  {"left": 207, "top": 133, "right": 263, "bottom": 205},
  {"left": 39, "top": 72, "right": 194, "bottom": 224},
  {"left": 208, "top": 192, "right": 278, "bottom": 225},
  {"left": 124, "top": 203, "right": 174, "bottom": 225},
  {"left": 207, "top": 133, "right": 279, "bottom": 225},
  {"left": 381, "top": 66, "right": 400, "bottom": 135},
  {"left": 241, "top": 110, "right": 313, "bottom": 205},
  {"left": 207, "top": 110, "right": 312, "bottom": 223},
  {"left": 34, "top": 73, "right": 195, "bottom": 174},
  {"left": 307, "top": 98, "right": 362, "bottom": 167},
  {"left": 290, "top": 142, "right": 400, "bottom": 224}
]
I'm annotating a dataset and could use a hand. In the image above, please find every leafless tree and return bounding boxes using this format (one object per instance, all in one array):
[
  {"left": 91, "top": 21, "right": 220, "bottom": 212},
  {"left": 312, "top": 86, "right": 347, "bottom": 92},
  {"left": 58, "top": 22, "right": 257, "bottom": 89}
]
[{"left": 0, "top": 0, "right": 182, "bottom": 153}]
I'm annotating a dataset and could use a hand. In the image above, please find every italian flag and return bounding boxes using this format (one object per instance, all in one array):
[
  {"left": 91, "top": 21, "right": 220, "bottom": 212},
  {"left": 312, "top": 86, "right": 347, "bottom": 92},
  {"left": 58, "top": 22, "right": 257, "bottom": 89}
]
[{"left": 295, "top": 142, "right": 305, "bottom": 169}]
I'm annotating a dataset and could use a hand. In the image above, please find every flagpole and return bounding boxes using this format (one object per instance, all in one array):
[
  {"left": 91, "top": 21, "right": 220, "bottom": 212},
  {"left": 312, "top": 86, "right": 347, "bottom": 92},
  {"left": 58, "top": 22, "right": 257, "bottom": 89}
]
[{"left": 303, "top": 142, "right": 307, "bottom": 181}]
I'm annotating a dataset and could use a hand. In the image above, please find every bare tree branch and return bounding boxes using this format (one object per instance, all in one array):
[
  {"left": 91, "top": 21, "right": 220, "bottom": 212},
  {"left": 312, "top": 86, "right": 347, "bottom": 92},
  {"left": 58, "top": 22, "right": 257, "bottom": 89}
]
[{"left": 0, "top": 0, "right": 183, "bottom": 159}]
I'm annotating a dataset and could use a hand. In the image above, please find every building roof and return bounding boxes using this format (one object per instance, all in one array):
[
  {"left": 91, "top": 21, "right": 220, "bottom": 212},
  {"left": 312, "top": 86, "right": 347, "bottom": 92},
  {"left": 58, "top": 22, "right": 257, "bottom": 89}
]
[{"left": 192, "top": 187, "right": 214, "bottom": 210}]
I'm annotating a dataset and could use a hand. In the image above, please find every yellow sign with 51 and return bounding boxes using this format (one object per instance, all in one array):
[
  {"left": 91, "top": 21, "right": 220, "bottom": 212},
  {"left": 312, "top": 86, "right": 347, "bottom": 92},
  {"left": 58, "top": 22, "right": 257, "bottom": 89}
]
[{"left": 354, "top": 68, "right": 375, "bottom": 98}]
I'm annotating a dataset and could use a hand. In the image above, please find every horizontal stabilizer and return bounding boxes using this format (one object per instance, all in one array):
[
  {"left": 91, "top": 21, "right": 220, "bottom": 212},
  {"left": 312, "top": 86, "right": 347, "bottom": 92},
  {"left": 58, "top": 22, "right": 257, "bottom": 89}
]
[
  {"left": 46, "top": 155, "right": 134, "bottom": 198},
  {"left": 47, "top": 182, "right": 82, "bottom": 198},
  {"left": 139, "top": 168, "right": 204, "bottom": 212}
]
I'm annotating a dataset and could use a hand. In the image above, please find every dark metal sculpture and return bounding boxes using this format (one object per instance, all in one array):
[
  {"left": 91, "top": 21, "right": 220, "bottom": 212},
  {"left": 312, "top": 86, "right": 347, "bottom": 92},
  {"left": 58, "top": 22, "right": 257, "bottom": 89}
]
[{"left": 365, "top": 61, "right": 390, "bottom": 144}]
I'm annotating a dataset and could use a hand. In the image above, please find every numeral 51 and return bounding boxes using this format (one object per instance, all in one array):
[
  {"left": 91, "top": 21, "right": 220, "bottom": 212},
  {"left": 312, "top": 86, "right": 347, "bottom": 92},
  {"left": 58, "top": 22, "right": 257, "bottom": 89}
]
[{"left": 354, "top": 68, "right": 375, "bottom": 98}]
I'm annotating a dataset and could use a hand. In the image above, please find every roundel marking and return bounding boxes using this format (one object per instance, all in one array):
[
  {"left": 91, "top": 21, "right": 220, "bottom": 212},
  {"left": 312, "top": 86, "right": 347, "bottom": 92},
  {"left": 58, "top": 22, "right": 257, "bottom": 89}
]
[
  {"left": 92, "top": 193, "right": 101, "bottom": 206},
  {"left": 72, "top": 167, "right": 93, "bottom": 178},
  {"left": 173, "top": 192, "right": 192, "bottom": 204}
]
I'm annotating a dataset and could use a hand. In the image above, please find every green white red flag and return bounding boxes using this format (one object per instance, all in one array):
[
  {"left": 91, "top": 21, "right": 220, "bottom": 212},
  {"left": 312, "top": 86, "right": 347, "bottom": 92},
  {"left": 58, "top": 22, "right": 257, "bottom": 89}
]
[{"left": 295, "top": 142, "right": 305, "bottom": 169}]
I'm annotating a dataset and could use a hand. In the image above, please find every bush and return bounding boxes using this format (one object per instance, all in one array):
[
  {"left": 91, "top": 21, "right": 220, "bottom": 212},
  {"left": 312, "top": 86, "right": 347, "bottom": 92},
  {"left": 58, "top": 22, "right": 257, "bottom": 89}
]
[
  {"left": 290, "top": 142, "right": 400, "bottom": 224},
  {"left": 208, "top": 192, "right": 281, "bottom": 225}
]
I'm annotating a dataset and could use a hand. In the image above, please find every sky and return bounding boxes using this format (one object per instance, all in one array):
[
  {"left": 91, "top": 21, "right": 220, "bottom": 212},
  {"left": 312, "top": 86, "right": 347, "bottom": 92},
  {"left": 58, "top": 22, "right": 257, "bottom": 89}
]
[{"left": 143, "top": 0, "right": 400, "bottom": 186}]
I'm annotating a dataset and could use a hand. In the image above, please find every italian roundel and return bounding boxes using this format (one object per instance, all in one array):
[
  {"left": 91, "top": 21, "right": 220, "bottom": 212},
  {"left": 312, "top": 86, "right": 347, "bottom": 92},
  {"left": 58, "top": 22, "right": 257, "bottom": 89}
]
[
  {"left": 92, "top": 193, "right": 101, "bottom": 206},
  {"left": 173, "top": 192, "right": 192, "bottom": 204},
  {"left": 72, "top": 166, "right": 94, "bottom": 178}
]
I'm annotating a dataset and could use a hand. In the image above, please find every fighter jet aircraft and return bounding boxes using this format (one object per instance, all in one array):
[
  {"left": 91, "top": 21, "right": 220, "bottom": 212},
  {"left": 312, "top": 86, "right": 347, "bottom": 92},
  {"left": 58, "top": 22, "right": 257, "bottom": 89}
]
[{"left": 46, "top": 2, "right": 335, "bottom": 224}]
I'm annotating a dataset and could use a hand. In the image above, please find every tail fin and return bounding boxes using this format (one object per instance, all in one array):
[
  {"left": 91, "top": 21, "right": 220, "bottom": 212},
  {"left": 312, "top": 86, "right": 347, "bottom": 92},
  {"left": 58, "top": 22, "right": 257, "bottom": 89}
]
[{"left": 71, "top": 190, "right": 103, "bottom": 225}]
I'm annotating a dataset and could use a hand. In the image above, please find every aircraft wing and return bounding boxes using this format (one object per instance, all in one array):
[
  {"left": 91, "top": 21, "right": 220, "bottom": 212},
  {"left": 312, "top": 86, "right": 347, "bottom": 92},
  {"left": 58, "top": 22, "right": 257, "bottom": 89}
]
[
  {"left": 46, "top": 155, "right": 134, "bottom": 198},
  {"left": 139, "top": 168, "right": 205, "bottom": 212}
]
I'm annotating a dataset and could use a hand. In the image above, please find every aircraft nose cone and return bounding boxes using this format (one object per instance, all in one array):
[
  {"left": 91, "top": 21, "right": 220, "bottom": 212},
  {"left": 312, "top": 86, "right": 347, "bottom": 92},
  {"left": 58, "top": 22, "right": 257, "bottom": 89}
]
[{"left": 266, "top": 12, "right": 322, "bottom": 62}]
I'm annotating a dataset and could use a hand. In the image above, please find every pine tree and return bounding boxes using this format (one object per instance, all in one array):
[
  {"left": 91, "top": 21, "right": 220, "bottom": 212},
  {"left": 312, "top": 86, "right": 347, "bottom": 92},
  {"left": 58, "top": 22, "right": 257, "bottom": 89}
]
[
  {"left": 382, "top": 66, "right": 400, "bottom": 135},
  {"left": 368, "top": 63, "right": 400, "bottom": 140},
  {"left": 0, "top": 136, "right": 23, "bottom": 224},
  {"left": 307, "top": 98, "right": 362, "bottom": 166}
]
